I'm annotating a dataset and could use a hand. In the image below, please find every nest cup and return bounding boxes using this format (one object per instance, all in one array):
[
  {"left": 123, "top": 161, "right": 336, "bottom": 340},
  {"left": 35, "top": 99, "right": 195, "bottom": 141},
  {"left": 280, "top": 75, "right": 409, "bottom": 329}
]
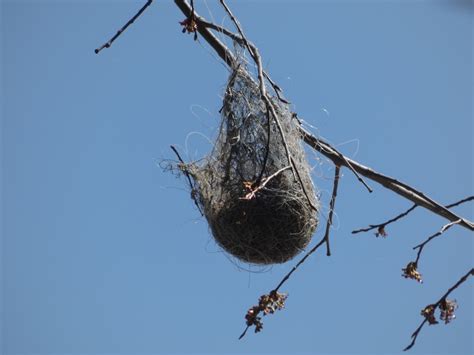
[{"left": 187, "top": 67, "right": 319, "bottom": 265}]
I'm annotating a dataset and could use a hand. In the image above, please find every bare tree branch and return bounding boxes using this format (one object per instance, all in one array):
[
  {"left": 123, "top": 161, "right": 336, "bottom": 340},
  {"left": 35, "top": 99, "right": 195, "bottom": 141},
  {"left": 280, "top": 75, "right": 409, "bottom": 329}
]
[
  {"left": 353, "top": 204, "right": 417, "bottom": 235},
  {"left": 95, "top": 0, "right": 154, "bottom": 54},
  {"left": 413, "top": 219, "right": 462, "bottom": 265},
  {"left": 404, "top": 268, "right": 474, "bottom": 351},
  {"left": 274, "top": 243, "right": 323, "bottom": 293},
  {"left": 300, "top": 129, "right": 474, "bottom": 231},
  {"left": 352, "top": 196, "right": 474, "bottom": 235}
]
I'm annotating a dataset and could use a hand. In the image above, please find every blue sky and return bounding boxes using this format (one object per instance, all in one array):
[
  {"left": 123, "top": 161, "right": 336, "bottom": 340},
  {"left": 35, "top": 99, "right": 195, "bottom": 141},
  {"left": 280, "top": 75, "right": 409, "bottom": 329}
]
[{"left": 2, "top": 0, "right": 473, "bottom": 354}]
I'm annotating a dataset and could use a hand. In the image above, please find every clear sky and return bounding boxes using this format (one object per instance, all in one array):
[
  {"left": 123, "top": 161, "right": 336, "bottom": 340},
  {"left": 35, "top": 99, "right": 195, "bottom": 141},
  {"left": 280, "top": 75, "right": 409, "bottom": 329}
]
[{"left": 2, "top": 0, "right": 473, "bottom": 354}]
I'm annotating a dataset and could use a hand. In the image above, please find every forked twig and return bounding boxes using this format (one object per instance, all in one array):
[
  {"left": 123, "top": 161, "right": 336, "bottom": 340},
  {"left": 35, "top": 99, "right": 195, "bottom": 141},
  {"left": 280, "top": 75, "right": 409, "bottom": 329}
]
[
  {"left": 352, "top": 196, "right": 473, "bottom": 235},
  {"left": 336, "top": 152, "right": 372, "bottom": 193},
  {"left": 95, "top": 0, "right": 154, "bottom": 54},
  {"left": 404, "top": 268, "right": 474, "bottom": 351},
  {"left": 402, "top": 219, "right": 463, "bottom": 283},
  {"left": 413, "top": 219, "right": 462, "bottom": 265},
  {"left": 353, "top": 204, "right": 417, "bottom": 235}
]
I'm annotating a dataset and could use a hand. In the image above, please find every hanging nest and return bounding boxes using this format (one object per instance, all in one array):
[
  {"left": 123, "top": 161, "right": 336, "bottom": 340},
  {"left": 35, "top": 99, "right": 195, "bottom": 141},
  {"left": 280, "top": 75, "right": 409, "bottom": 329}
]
[{"left": 182, "top": 66, "right": 319, "bottom": 265}]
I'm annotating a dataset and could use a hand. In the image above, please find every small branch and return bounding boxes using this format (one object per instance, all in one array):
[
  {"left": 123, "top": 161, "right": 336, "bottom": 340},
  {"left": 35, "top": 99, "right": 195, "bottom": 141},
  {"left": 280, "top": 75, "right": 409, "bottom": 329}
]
[
  {"left": 324, "top": 165, "right": 341, "bottom": 256},
  {"left": 238, "top": 325, "right": 250, "bottom": 340},
  {"left": 413, "top": 219, "right": 462, "bottom": 265},
  {"left": 353, "top": 204, "right": 417, "bottom": 235},
  {"left": 300, "top": 128, "right": 474, "bottom": 231},
  {"left": 290, "top": 156, "right": 319, "bottom": 212},
  {"left": 170, "top": 145, "right": 203, "bottom": 216},
  {"left": 95, "top": 0, "right": 154, "bottom": 54},
  {"left": 444, "top": 195, "right": 474, "bottom": 209},
  {"left": 275, "top": 237, "right": 327, "bottom": 293},
  {"left": 352, "top": 196, "right": 473, "bottom": 235},
  {"left": 337, "top": 152, "right": 372, "bottom": 193},
  {"left": 404, "top": 268, "right": 474, "bottom": 351},
  {"left": 241, "top": 166, "right": 291, "bottom": 200},
  {"left": 239, "top": 234, "right": 327, "bottom": 339},
  {"left": 196, "top": 15, "right": 289, "bottom": 103}
]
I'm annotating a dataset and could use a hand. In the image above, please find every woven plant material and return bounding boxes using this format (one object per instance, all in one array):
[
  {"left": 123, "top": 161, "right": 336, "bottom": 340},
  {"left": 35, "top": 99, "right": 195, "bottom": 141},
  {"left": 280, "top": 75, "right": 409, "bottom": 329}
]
[{"left": 186, "top": 67, "right": 319, "bottom": 264}]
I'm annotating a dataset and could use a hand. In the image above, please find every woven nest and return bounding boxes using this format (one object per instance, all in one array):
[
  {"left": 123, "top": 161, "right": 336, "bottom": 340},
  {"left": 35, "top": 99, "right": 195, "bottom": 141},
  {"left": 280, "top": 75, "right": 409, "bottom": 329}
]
[{"left": 185, "top": 67, "right": 319, "bottom": 265}]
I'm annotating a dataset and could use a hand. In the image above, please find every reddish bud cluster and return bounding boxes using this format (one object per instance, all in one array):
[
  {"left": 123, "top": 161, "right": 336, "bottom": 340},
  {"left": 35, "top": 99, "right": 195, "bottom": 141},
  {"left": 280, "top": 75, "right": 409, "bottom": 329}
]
[
  {"left": 402, "top": 262, "right": 423, "bottom": 283},
  {"left": 421, "top": 304, "right": 438, "bottom": 325},
  {"left": 179, "top": 18, "right": 198, "bottom": 34},
  {"left": 421, "top": 299, "right": 458, "bottom": 325},
  {"left": 375, "top": 225, "right": 387, "bottom": 237},
  {"left": 439, "top": 299, "right": 458, "bottom": 324},
  {"left": 245, "top": 291, "right": 288, "bottom": 333}
]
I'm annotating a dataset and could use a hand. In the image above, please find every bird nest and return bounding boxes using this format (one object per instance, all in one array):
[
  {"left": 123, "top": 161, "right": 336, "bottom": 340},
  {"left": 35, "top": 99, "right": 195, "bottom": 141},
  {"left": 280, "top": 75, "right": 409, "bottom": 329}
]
[{"left": 181, "top": 66, "right": 319, "bottom": 264}]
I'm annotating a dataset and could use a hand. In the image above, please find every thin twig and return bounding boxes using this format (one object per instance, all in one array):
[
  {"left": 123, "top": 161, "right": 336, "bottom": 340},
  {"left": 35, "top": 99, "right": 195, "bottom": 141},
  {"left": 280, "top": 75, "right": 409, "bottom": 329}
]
[
  {"left": 196, "top": 17, "right": 289, "bottom": 102},
  {"left": 337, "top": 152, "right": 372, "bottom": 193},
  {"left": 170, "top": 145, "right": 203, "bottom": 216},
  {"left": 95, "top": 0, "right": 154, "bottom": 54},
  {"left": 413, "top": 219, "right": 462, "bottom": 265},
  {"left": 239, "top": 234, "right": 327, "bottom": 339},
  {"left": 444, "top": 196, "right": 474, "bottom": 209},
  {"left": 352, "top": 196, "right": 474, "bottom": 235},
  {"left": 403, "top": 268, "right": 474, "bottom": 351},
  {"left": 238, "top": 325, "right": 250, "bottom": 340},
  {"left": 275, "top": 237, "right": 327, "bottom": 293},
  {"left": 241, "top": 166, "right": 291, "bottom": 200},
  {"left": 324, "top": 166, "right": 341, "bottom": 256},
  {"left": 290, "top": 156, "right": 319, "bottom": 211},
  {"left": 352, "top": 204, "right": 417, "bottom": 235}
]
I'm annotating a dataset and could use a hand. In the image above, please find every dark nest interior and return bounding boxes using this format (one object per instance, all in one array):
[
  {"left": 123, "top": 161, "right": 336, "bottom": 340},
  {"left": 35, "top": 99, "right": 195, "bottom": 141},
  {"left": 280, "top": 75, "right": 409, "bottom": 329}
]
[{"left": 183, "top": 66, "right": 319, "bottom": 265}]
